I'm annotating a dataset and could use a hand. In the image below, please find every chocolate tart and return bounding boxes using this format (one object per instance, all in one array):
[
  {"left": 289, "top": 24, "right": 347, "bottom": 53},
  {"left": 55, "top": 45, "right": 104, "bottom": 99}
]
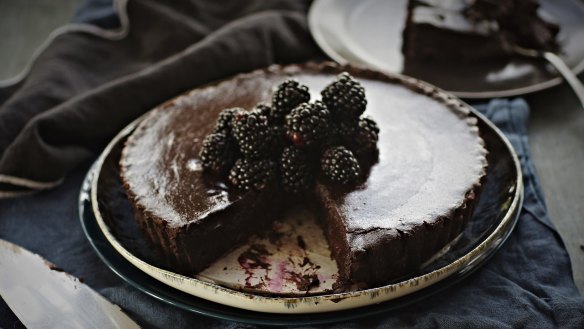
[
  {"left": 120, "top": 62, "right": 488, "bottom": 288},
  {"left": 402, "top": 0, "right": 560, "bottom": 63}
]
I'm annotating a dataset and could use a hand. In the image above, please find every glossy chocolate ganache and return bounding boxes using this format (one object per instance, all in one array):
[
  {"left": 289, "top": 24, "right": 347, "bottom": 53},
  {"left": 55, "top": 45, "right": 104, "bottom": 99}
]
[{"left": 120, "top": 62, "right": 488, "bottom": 289}]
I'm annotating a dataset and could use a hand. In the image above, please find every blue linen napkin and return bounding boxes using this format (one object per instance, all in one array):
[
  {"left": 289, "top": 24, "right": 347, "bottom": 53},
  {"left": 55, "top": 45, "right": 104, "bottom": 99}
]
[
  {"left": 0, "top": 0, "right": 583, "bottom": 327},
  {"left": 1, "top": 99, "right": 583, "bottom": 328}
]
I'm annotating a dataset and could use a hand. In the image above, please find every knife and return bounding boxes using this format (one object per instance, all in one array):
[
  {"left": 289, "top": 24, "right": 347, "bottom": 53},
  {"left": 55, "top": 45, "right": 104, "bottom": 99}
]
[{"left": 0, "top": 239, "right": 140, "bottom": 329}]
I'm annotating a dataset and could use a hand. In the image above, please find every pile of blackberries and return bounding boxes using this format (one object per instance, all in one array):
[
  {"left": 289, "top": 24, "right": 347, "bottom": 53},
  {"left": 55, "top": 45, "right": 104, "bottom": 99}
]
[{"left": 199, "top": 72, "right": 379, "bottom": 193}]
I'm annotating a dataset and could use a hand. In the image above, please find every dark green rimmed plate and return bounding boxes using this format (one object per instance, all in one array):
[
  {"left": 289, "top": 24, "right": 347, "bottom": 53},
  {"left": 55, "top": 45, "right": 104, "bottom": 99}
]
[{"left": 79, "top": 99, "right": 523, "bottom": 325}]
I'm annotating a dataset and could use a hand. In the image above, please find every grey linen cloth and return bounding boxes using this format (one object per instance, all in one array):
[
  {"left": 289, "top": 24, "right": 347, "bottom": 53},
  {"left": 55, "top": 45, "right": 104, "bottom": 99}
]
[{"left": 0, "top": 0, "right": 320, "bottom": 196}]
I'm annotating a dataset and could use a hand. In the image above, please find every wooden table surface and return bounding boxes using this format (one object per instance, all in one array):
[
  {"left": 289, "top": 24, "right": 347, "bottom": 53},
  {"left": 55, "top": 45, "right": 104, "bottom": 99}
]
[{"left": 1, "top": 0, "right": 582, "bottom": 293}]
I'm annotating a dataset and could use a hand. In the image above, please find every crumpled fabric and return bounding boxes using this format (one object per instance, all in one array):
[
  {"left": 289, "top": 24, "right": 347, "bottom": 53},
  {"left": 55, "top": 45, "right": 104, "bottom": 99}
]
[{"left": 0, "top": 0, "right": 320, "bottom": 196}]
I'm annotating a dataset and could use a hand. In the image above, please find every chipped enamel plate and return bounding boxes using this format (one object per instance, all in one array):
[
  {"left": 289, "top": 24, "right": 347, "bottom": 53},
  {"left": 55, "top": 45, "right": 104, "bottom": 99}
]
[
  {"left": 80, "top": 71, "right": 523, "bottom": 319},
  {"left": 308, "top": 0, "right": 584, "bottom": 98}
]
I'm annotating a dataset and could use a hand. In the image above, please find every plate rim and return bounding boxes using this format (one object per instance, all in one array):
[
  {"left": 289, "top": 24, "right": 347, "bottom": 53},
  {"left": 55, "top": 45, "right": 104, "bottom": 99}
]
[
  {"left": 84, "top": 64, "right": 524, "bottom": 314},
  {"left": 308, "top": 0, "right": 584, "bottom": 99},
  {"left": 79, "top": 185, "right": 523, "bottom": 325}
]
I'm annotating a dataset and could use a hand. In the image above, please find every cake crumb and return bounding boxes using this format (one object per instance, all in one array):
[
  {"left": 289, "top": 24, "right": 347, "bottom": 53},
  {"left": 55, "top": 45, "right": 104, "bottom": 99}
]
[
  {"left": 48, "top": 264, "right": 64, "bottom": 272},
  {"left": 297, "top": 235, "right": 306, "bottom": 249}
]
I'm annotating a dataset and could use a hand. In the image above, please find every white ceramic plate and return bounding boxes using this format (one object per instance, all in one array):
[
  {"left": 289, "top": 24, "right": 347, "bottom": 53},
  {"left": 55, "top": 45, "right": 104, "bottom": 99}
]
[{"left": 308, "top": 0, "right": 584, "bottom": 98}]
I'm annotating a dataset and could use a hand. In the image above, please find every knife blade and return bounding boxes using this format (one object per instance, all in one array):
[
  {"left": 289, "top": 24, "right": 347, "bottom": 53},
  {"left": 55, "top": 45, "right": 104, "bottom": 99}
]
[{"left": 0, "top": 239, "right": 140, "bottom": 329}]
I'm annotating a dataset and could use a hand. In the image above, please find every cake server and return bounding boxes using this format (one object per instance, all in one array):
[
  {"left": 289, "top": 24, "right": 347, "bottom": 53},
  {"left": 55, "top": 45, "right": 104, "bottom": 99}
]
[
  {"left": 0, "top": 239, "right": 140, "bottom": 329},
  {"left": 513, "top": 45, "right": 584, "bottom": 109}
]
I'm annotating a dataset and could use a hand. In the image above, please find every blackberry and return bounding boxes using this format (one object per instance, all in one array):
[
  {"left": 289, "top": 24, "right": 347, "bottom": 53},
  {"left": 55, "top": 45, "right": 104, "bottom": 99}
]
[
  {"left": 322, "top": 120, "right": 358, "bottom": 149},
  {"left": 199, "top": 133, "right": 236, "bottom": 174},
  {"left": 271, "top": 79, "right": 311, "bottom": 123},
  {"left": 214, "top": 107, "right": 243, "bottom": 134},
  {"left": 285, "top": 101, "right": 331, "bottom": 149},
  {"left": 268, "top": 125, "right": 288, "bottom": 155},
  {"left": 321, "top": 72, "right": 367, "bottom": 121},
  {"left": 228, "top": 158, "right": 277, "bottom": 191},
  {"left": 254, "top": 103, "right": 272, "bottom": 121},
  {"left": 354, "top": 116, "right": 379, "bottom": 151},
  {"left": 231, "top": 109, "right": 272, "bottom": 158},
  {"left": 279, "top": 146, "right": 314, "bottom": 193},
  {"left": 341, "top": 116, "right": 379, "bottom": 154},
  {"left": 321, "top": 146, "right": 361, "bottom": 185},
  {"left": 337, "top": 120, "right": 358, "bottom": 138},
  {"left": 321, "top": 123, "right": 341, "bottom": 149}
]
